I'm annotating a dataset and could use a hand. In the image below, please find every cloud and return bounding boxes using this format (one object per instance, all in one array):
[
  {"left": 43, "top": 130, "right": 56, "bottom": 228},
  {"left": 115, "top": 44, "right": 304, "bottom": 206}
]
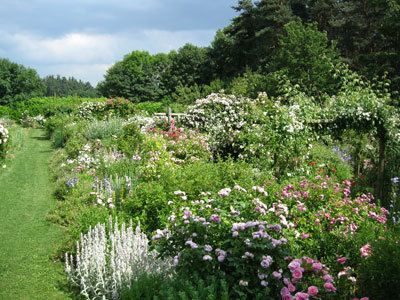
[
  {"left": 38, "top": 63, "right": 112, "bottom": 86},
  {"left": 9, "top": 32, "right": 118, "bottom": 64},
  {"left": 3, "top": 29, "right": 216, "bottom": 85}
]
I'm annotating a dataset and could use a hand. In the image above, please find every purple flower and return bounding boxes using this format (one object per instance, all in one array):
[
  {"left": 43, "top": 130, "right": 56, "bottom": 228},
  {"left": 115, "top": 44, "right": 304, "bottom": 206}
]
[
  {"left": 204, "top": 245, "right": 212, "bottom": 252},
  {"left": 185, "top": 240, "right": 198, "bottom": 249},
  {"left": 209, "top": 214, "right": 221, "bottom": 223},
  {"left": 215, "top": 249, "right": 227, "bottom": 262},
  {"left": 260, "top": 255, "right": 273, "bottom": 269}
]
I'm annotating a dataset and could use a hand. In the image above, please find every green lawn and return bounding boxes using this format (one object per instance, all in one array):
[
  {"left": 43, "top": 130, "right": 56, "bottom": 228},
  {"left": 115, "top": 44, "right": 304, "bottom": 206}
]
[{"left": 0, "top": 128, "right": 72, "bottom": 299}]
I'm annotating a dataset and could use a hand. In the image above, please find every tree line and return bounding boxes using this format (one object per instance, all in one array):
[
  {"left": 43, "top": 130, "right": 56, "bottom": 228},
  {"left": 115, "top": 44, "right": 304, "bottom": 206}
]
[
  {"left": 98, "top": 0, "right": 400, "bottom": 104},
  {"left": 1, "top": 0, "right": 399, "bottom": 105},
  {"left": 0, "top": 59, "right": 98, "bottom": 105}
]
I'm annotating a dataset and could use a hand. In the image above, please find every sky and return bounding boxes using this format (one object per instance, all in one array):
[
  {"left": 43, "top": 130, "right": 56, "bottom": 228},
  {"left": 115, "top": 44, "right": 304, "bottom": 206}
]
[{"left": 0, "top": 0, "right": 238, "bottom": 86}]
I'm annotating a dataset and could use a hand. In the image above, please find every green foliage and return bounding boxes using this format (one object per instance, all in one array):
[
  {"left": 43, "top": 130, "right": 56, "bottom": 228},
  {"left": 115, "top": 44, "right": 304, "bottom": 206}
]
[
  {"left": 356, "top": 226, "right": 400, "bottom": 299},
  {"left": 117, "top": 122, "right": 144, "bottom": 158},
  {"left": 308, "top": 143, "right": 354, "bottom": 183},
  {"left": 7, "top": 96, "right": 105, "bottom": 121},
  {"left": 98, "top": 51, "right": 168, "bottom": 102},
  {"left": 164, "top": 44, "right": 213, "bottom": 93},
  {"left": 42, "top": 74, "right": 98, "bottom": 98},
  {"left": 134, "top": 101, "right": 166, "bottom": 115},
  {"left": 268, "top": 19, "right": 341, "bottom": 98},
  {"left": 0, "top": 58, "right": 44, "bottom": 105},
  {"left": 0, "top": 105, "right": 10, "bottom": 118},
  {"left": 121, "top": 272, "right": 230, "bottom": 300},
  {"left": 84, "top": 117, "right": 124, "bottom": 141},
  {"left": 104, "top": 98, "right": 136, "bottom": 117}
]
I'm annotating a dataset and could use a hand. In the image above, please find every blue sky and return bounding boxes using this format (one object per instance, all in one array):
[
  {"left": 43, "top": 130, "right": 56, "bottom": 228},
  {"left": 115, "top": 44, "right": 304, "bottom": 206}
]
[{"left": 0, "top": 0, "right": 238, "bottom": 86}]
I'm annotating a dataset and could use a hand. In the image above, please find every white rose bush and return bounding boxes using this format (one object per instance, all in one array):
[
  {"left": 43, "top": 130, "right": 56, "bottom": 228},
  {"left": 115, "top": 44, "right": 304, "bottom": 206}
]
[{"left": 0, "top": 122, "right": 9, "bottom": 160}]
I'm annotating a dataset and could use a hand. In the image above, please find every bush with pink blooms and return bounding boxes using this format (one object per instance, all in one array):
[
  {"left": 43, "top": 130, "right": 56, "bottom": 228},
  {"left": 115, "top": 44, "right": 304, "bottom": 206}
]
[
  {"left": 151, "top": 174, "right": 388, "bottom": 299},
  {"left": 153, "top": 185, "right": 291, "bottom": 298}
]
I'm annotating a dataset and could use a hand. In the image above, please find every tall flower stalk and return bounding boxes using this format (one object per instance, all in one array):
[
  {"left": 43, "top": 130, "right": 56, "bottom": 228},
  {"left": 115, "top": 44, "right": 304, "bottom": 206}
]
[{"left": 65, "top": 217, "right": 173, "bottom": 300}]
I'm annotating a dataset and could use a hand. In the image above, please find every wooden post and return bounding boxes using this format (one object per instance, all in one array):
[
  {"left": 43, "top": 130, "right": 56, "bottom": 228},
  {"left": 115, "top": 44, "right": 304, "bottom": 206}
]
[{"left": 167, "top": 107, "right": 171, "bottom": 124}]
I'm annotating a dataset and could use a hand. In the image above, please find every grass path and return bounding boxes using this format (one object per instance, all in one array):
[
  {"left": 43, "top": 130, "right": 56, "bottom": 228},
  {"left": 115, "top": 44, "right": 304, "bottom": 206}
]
[{"left": 0, "top": 128, "right": 71, "bottom": 300}]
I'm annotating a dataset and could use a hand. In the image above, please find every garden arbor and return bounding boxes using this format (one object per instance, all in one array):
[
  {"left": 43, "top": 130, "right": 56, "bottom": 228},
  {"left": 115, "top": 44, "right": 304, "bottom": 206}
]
[{"left": 312, "top": 76, "right": 399, "bottom": 205}]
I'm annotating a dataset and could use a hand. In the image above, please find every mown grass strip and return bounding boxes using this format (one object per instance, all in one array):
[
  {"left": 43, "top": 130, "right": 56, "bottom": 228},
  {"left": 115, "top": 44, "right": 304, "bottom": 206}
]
[{"left": 0, "top": 128, "right": 72, "bottom": 300}]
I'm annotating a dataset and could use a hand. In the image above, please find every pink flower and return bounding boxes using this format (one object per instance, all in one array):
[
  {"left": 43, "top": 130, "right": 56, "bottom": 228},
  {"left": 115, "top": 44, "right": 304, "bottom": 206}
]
[
  {"left": 272, "top": 271, "right": 282, "bottom": 279},
  {"left": 292, "top": 268, "right": 303, "bottom": 279},
  {"left": 361, "top": 298, "right": 369, "bottom": 300},
  {"left": 288, "top": 283, "right": 296, "bottom": 293},
  {"left": 312, "top": 262, "right": 323, "bottom": 271},
  {"left": 307, "top": 286, "right": 318, "bottom": 296},
  {"left": 294, "top": 292, "right": 309, "bottom": 299},
  {"left": 281, "top": 287, "right": 290, "bottom": 297},
  {"left": 360, "top": 243, "right": 372, "bottom": 257},
  {"left": 323, "top": 274, "right": 334, "bottom": 283},
  {"left": 323, "top": 282, "right": 337, "bottom": 292},
  {"left": 337, "top": 257, "right": 347, "bottom": 264},
  {"left": 289, "top": 260, "right": 301, "bottom": 270},
  {"left": 283, "top": 295, "right": 293, "bottom": 300},
  {"left": 301, "top": 233, "right": 309, "bottom": 239},
  {"left": 338, "top": 270, "right": 347, "bottom": 278}
]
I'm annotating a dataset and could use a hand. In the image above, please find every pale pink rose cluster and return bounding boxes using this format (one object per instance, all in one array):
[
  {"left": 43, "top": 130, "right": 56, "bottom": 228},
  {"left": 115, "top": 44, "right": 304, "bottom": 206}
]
[
  {"left": 279, "top": 257, "right": 338, "bottom": 299},
  {"left": 360, "top": 243, "right": 372, "bottom": 257},
  {"left": 218, "top": 187, "right": 231, "bottom": 197}
]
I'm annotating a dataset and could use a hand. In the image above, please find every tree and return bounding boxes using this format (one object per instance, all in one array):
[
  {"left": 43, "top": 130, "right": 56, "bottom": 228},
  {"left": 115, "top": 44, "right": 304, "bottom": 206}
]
[
  {"left": 163, "top": 44, "right": 214, "bottom": 94},
  {"left": 210, "top": 0, "right": 295, "bottom": 77},
  {"left": 42, "top": 75, "right": 98, "bottom": 98},
  {"left": 97, "top": 51, "right": 169, "bottom": 102},
  {"left": 0, "top": 58, "right": 44, "bottom": 105},
  {"left": 267, "top": 19, "right": 341, "bottom": 98}
]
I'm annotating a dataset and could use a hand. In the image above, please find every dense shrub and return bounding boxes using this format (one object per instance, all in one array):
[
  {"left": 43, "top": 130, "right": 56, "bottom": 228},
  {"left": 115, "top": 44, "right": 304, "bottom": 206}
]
[
  {"left": 356, "top": 227, "right": 400, "bottom": 299},
  {"left": 122, "top": 272, "right": 230, "bottom": 300}
]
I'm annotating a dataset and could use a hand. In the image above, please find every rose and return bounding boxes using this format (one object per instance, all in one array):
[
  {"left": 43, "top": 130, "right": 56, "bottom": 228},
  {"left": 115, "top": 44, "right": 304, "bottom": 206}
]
[
  {"left": 323, "top": 282, "right": 337, "bottom": 292},
  {"left": 292, "top": 268, "right": 303, "bottom": 279},
  {"left": 294, "top": 292, "right": 309, "bottom": 299},
  {"left": 307, "top": 286, "right": 318, "bottom": 296},
  {"left": 337, "top": 257, "right": 347, "bottom": 264}
]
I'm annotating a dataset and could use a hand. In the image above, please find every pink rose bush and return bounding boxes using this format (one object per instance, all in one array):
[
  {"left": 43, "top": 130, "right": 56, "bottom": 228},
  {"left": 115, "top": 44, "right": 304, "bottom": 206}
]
[
  {"left": 154, "top": 185, "right": 290, "bottom": 298},
  {"left": 152, "top": 177, "right": 385, "bottom": 298},
  {"left": 277, "top": 256, "right": 338, "bottom": 299}
]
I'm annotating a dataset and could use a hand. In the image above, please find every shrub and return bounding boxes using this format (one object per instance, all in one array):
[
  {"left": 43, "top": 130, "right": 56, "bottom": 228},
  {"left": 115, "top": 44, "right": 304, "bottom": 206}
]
[
  {"left": 84, "top": 117, "right": 124, "bottom": 141},
  {"left": 183, "top": 92, "right": 315, "bottom": 178},
  {"left": 117, "top": 123, "right": 144, "bottom": 158},
  {"left": 308, "top": 143, "right": 354, "bottom": 183},
  {"left": 104, "top": 98, "right": 136, "bottom": 117},
  {"left": 356, "top": 227, "right": 400, "bottom": 299},
  {"left": 154, "top": 186, "right": 289, "bottom": 299}
]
